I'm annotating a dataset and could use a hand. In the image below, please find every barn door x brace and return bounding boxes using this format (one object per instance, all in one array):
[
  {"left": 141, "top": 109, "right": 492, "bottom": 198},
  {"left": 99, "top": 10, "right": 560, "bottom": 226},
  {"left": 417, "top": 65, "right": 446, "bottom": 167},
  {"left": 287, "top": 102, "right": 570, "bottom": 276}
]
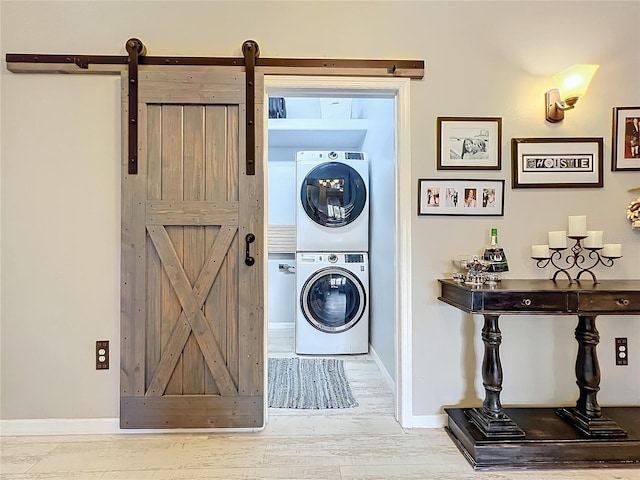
[{"left": 6, "top": 38, "right": 425, "bottom": 176}]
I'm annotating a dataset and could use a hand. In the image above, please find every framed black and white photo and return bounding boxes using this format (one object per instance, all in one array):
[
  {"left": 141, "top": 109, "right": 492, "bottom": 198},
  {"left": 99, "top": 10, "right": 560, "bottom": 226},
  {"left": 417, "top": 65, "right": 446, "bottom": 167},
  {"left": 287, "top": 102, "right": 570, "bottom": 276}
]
[
  {"left": 612, "top": 106, "right": 640, "bottom": 171},
  {"left": 418, "top": 178, "right": 504, "bottom": 216},
  {"left": 436, "top": 117, "right": 502, "bottom": 170},
  {"left": 511, "top": 137, "right": 603, "bottom": 189}
]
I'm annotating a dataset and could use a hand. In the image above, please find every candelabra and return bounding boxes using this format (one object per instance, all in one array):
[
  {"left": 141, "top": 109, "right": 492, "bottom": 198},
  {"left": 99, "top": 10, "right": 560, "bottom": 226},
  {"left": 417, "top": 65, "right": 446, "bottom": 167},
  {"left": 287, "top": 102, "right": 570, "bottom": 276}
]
[{"left": 532, "top": 235, "right": 621, "bottom": 284}]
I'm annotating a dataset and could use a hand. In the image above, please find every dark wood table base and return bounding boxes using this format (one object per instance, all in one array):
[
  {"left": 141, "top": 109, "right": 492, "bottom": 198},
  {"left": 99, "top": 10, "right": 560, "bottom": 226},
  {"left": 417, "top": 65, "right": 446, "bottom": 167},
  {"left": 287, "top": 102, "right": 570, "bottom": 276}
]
[
  {"left": 465, "top": 408, "right": 526, "bottom": 438},
  {"left": 557, "top": 406, "right": 628, "bottom": 437},
  {"left": 446, "top": 407, "right": 640, "bottom": 470}
]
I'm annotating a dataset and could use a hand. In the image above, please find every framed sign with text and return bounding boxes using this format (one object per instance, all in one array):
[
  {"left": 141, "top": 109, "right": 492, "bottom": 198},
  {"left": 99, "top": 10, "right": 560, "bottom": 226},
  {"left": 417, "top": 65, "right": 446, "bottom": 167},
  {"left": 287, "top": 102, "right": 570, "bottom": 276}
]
[{"left": 511, "top": 137, "right": 603, "bottom": 188}]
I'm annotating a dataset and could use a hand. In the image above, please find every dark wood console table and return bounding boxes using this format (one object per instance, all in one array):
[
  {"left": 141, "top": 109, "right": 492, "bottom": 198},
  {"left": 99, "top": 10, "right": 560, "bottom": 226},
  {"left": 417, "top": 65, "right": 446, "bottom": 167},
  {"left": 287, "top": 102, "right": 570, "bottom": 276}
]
[{"left": 438, "top": 279, "right": 640, "bottom": 469}]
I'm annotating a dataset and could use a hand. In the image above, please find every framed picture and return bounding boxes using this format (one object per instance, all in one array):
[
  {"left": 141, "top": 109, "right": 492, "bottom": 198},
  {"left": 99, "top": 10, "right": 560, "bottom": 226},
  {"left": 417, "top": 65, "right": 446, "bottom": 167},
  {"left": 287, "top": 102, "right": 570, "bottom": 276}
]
[
  {"left": 612, "top": 106, "right": 640, "bottom": 171},
  {"left": 511, "top": 137, "right": 603, "bottom": 189},
  {"left": 418, "top": 178, "right": 505, "bottom": 216},
  {"left": 436, "top": 117, "right": 502, "bottom": 170}
]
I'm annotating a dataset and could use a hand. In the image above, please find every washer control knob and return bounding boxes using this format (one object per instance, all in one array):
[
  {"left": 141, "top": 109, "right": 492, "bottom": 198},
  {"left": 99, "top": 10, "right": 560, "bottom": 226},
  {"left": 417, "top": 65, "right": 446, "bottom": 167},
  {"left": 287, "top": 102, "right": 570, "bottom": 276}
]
[
  {"left": 328, "top": 151, "right": 338, "bottom": 160},
  {"left": 328, "top": 254, "right": 338, "bottom": 263}
]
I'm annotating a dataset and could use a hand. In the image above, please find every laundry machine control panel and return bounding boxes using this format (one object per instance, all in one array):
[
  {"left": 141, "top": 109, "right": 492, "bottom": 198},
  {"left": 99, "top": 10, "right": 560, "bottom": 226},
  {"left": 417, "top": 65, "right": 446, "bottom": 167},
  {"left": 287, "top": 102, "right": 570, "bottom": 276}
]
[
  {"left": 345, "top": 253, "right": 365, "bottom": 263},
  {"left": 297, "top": 151, "right": 366, "bottom": 162}
]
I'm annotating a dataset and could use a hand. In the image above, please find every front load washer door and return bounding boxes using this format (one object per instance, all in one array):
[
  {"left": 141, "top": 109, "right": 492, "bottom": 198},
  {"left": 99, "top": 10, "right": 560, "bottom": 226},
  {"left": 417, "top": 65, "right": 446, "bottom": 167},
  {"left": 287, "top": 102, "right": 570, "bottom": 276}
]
[
  {"left": 300, "top": 266, "right": 366, "bottom": 333},
  {"left": 300, "top": 162, "right": 367, "bottom": 228}
]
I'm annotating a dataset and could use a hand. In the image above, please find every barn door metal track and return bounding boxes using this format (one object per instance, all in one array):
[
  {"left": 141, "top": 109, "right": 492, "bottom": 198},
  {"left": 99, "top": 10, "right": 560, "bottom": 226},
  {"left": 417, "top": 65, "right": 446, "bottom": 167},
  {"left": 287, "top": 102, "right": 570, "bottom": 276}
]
[{"left": 6, "top": 39, "right": 425, "bottom": 176}]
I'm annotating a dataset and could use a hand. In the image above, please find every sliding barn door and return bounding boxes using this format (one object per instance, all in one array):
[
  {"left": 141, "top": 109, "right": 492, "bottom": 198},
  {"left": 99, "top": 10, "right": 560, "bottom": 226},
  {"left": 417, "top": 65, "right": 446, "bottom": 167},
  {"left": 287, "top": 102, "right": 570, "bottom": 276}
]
[{"left": 120, "top": 67, "right": 264, "bottom": 428}]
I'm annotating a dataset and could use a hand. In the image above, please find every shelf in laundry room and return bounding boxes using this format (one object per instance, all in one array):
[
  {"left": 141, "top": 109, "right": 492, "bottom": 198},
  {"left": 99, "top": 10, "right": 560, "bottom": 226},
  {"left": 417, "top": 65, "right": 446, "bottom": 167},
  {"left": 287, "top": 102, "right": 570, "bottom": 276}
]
[
  {"left": 268, "top": 118, "right": 369, "bottom": 149},
  {"left": 268, "top": 225, "right": 296, "bottom": 254}
]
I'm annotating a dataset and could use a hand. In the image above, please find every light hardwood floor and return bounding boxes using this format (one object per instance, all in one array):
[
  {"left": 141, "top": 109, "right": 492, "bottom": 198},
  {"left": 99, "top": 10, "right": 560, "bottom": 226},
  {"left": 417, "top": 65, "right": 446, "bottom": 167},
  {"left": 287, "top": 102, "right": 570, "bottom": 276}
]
[{"left": 1, "top": 329, "right": 638, "bottom": 479}]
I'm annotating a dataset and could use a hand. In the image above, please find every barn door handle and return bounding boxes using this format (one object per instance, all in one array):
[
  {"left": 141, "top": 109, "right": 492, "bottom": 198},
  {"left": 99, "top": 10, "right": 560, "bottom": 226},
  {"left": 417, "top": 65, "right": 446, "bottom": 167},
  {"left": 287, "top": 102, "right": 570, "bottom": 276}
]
[{"left": 245, "top": 233, "right": 256, "bottom": 266}]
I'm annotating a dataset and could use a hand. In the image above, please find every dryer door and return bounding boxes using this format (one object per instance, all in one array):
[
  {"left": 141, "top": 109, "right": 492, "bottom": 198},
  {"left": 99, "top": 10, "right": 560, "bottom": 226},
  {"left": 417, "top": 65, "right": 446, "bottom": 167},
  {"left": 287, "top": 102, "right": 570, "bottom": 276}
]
[
  {"left": 300, "top": 162, "right": 367, "bottom": 228},
  {"left": 301, "top": 267, "right": 366, "bottom": 333}
]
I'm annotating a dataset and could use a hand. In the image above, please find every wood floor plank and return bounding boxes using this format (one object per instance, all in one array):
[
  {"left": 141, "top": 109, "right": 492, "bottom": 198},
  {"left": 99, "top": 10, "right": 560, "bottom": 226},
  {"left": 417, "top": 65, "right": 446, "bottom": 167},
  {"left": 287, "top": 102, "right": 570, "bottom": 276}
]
[{"left": 99, "top": 466, "right": 343, "bottom": 480}]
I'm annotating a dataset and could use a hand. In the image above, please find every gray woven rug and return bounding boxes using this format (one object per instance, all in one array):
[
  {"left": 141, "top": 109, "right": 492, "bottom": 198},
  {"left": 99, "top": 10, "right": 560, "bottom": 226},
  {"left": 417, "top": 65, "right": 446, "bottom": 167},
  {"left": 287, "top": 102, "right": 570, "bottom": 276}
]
[{"left": 268, "top": 357, "right": 358, "bottom": 409}]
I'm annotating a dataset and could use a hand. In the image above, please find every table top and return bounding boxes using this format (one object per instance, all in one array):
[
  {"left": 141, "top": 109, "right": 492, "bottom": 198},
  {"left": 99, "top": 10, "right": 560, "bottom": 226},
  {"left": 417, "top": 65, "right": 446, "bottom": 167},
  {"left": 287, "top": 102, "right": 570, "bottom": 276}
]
[
  {"left": 438, "top": 279, "right": 640, "bottom": 315},
  {"left": 438, "top": 278, "right": 640, "bottom": 292}
]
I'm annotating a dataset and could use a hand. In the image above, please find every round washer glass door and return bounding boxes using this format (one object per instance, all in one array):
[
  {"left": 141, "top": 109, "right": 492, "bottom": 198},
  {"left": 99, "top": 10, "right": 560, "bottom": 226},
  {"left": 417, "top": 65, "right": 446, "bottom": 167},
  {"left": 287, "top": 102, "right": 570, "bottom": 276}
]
[
  {"left": 300, "top": 267, "right": 366, "bottom": 333},
  {"left": 300, "top": 162, "right": 366, "bottom": 228}
]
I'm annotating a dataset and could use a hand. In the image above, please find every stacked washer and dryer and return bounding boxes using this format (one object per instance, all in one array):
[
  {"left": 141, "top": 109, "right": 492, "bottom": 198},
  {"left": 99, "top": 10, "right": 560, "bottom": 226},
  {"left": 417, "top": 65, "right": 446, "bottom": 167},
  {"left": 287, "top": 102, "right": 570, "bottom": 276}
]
[{"left": 295, "top": 151, "right": 370, "bottom": 355}]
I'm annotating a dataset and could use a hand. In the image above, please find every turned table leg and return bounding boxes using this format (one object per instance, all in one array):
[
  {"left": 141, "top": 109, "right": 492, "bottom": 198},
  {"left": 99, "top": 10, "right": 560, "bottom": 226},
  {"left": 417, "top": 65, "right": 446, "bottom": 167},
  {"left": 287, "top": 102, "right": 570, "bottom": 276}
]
[
  {"left": 556, "top": 315, "right": 627, "bottom": 437},
  {"left": 466, "top": 314, "right": 525, "bottom": 438}
]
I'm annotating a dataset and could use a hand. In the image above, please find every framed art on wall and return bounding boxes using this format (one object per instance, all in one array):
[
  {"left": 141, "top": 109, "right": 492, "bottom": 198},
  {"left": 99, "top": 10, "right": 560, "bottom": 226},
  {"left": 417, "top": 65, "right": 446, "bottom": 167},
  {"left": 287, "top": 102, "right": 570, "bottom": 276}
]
[
  {"left": 436, "top": 117, "right": 502, "bottom": 170},
  {"left": 511, "top": 137, "right": 603, "bottom": 188},
  {"left": 612, "top": 106, "right": 640, "bottom": 171},
  {"left": 418, "top": 178, "right": 504, "bottom": 216}
]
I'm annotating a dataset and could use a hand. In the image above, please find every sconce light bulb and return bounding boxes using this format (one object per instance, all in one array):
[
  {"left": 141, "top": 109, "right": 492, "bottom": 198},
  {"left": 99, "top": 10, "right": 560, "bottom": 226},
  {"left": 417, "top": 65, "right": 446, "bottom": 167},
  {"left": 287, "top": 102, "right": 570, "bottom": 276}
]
[
  {"left": 546, "top": 64, "right": 599, "bottom": 123},
  {"left": 553, "top": 64, "right": 600, "bottom": 100}
]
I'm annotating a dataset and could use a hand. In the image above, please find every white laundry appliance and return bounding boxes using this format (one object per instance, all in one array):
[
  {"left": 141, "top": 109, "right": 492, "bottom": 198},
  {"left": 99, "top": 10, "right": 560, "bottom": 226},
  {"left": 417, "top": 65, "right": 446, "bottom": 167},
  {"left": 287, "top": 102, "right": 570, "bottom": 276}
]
[
  {"left": 295, "top": 252, "right": 369, "bottom": 355},
  {"left": 296, "top": 151, "right": 369, "bottom": 252}
]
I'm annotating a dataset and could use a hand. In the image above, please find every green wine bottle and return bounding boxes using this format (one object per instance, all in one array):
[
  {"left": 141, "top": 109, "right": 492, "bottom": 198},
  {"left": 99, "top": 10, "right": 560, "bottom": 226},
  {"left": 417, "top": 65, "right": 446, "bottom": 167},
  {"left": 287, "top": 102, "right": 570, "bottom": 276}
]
[{"left": 483, "top": 228, "right": 509, "bottom": 273}]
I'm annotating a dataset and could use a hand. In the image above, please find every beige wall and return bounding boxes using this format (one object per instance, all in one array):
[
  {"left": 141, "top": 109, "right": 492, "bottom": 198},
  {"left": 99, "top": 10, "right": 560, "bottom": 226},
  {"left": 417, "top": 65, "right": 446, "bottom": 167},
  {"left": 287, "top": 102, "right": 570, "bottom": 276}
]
[{"left": 1, "top": 1, "right": 639, "bottom": 423}]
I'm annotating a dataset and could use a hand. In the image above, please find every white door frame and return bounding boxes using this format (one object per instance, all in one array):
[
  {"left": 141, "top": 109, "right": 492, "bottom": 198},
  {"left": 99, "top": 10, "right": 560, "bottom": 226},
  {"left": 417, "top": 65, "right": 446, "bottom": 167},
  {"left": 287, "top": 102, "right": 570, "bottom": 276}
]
[{"left": 263, "top": 76, "right": 413, "bottom": 426}]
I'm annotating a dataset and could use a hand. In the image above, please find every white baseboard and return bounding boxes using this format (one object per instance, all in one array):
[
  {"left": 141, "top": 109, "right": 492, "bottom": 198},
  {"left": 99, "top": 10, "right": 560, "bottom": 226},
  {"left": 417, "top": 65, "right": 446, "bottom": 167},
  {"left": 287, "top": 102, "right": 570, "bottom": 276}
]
[
  {"left": 368, "top": 345, "right": 395, "bottom": 392},
  {"left": 403, "top": 414, "right": 447, "bottom": 429}
]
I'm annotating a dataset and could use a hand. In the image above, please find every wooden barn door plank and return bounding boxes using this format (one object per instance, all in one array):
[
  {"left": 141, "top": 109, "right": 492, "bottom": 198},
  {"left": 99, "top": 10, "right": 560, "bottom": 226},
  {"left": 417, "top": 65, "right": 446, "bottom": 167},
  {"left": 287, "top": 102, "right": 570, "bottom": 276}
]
[
  {"left": 204, "top": 105, "right": 234, "bottom": 394},
  {"left": 182, "top": 105, "right": 206, "bottom": 395},
  {"left": 120, "top": 71, "right": 146, "bottom": 399},
  {"left": 145, "top": 104, "right": 163, "bottom": 389},
  {"left": 160, "top": 105, "right": 185, "bottom": 395}
]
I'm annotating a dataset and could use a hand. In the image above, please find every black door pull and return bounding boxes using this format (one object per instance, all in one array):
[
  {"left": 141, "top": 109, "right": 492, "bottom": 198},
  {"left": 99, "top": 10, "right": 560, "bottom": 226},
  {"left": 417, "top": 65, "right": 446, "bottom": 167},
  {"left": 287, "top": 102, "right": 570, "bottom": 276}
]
[{"left": 245, "top": 233, "right": 256, "bottom": 266}]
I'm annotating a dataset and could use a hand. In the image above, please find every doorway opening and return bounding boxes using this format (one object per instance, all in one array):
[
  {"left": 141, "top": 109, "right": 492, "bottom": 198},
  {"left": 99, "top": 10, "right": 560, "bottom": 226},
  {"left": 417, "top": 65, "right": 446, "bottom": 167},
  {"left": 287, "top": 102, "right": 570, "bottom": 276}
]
[{"left": 263, "top": 76, "right": 413, "bottom": 426}]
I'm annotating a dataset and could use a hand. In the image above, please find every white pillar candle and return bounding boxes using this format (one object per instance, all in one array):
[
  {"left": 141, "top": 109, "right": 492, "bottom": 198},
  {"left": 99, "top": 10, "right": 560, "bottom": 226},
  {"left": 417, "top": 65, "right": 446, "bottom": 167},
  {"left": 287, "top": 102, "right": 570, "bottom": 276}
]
[
  {"left": 531, "top": 244, "right": 550, "bottom": 258},
  {"left": 584, "top": 230, "right": 603, "bottom": 248},
  {"left": 548, "top": 231, "right": 567, "bottom": 249},
  {"left": 602, "top": 243, "right": 622, "bottom": 258},
  {"left": 568, "top": 215, "right": 587, "bottom": 237}
]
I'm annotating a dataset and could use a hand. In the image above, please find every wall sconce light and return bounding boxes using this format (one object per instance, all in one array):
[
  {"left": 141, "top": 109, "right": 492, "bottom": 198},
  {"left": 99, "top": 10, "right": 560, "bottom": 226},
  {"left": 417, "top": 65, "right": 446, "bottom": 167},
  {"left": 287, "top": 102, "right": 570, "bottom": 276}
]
[{"left": 545, "top": 64, "right": 599, "bottom": 123}]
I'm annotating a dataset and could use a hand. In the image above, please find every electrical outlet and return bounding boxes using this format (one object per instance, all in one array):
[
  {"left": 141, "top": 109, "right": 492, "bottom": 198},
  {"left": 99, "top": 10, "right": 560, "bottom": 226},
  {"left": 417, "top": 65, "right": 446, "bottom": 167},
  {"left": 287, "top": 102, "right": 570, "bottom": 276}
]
[
  {"left": 615, "top": 337, "right": 628, "bottom": 366},
  {"left": 96, "top": 340, "right": 109, "bottom": 370}
]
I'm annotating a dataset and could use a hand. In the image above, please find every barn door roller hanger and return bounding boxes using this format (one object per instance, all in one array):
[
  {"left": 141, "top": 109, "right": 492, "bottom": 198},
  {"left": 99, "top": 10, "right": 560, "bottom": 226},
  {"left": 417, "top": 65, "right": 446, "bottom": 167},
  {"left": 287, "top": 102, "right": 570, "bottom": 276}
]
[
  {"left": 125, "top": 38, "right": 145, "bottom": 175},
  {"left": 6, "top": 38, "right": 425, "bottom": 176}
]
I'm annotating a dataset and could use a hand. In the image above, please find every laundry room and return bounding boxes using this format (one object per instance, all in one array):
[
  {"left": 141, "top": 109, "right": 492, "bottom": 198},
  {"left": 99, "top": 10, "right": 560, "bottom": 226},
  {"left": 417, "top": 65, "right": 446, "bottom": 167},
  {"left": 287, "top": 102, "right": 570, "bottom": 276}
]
[{"left": 266, "top": 92, "right": 397, "bottom": 383}]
